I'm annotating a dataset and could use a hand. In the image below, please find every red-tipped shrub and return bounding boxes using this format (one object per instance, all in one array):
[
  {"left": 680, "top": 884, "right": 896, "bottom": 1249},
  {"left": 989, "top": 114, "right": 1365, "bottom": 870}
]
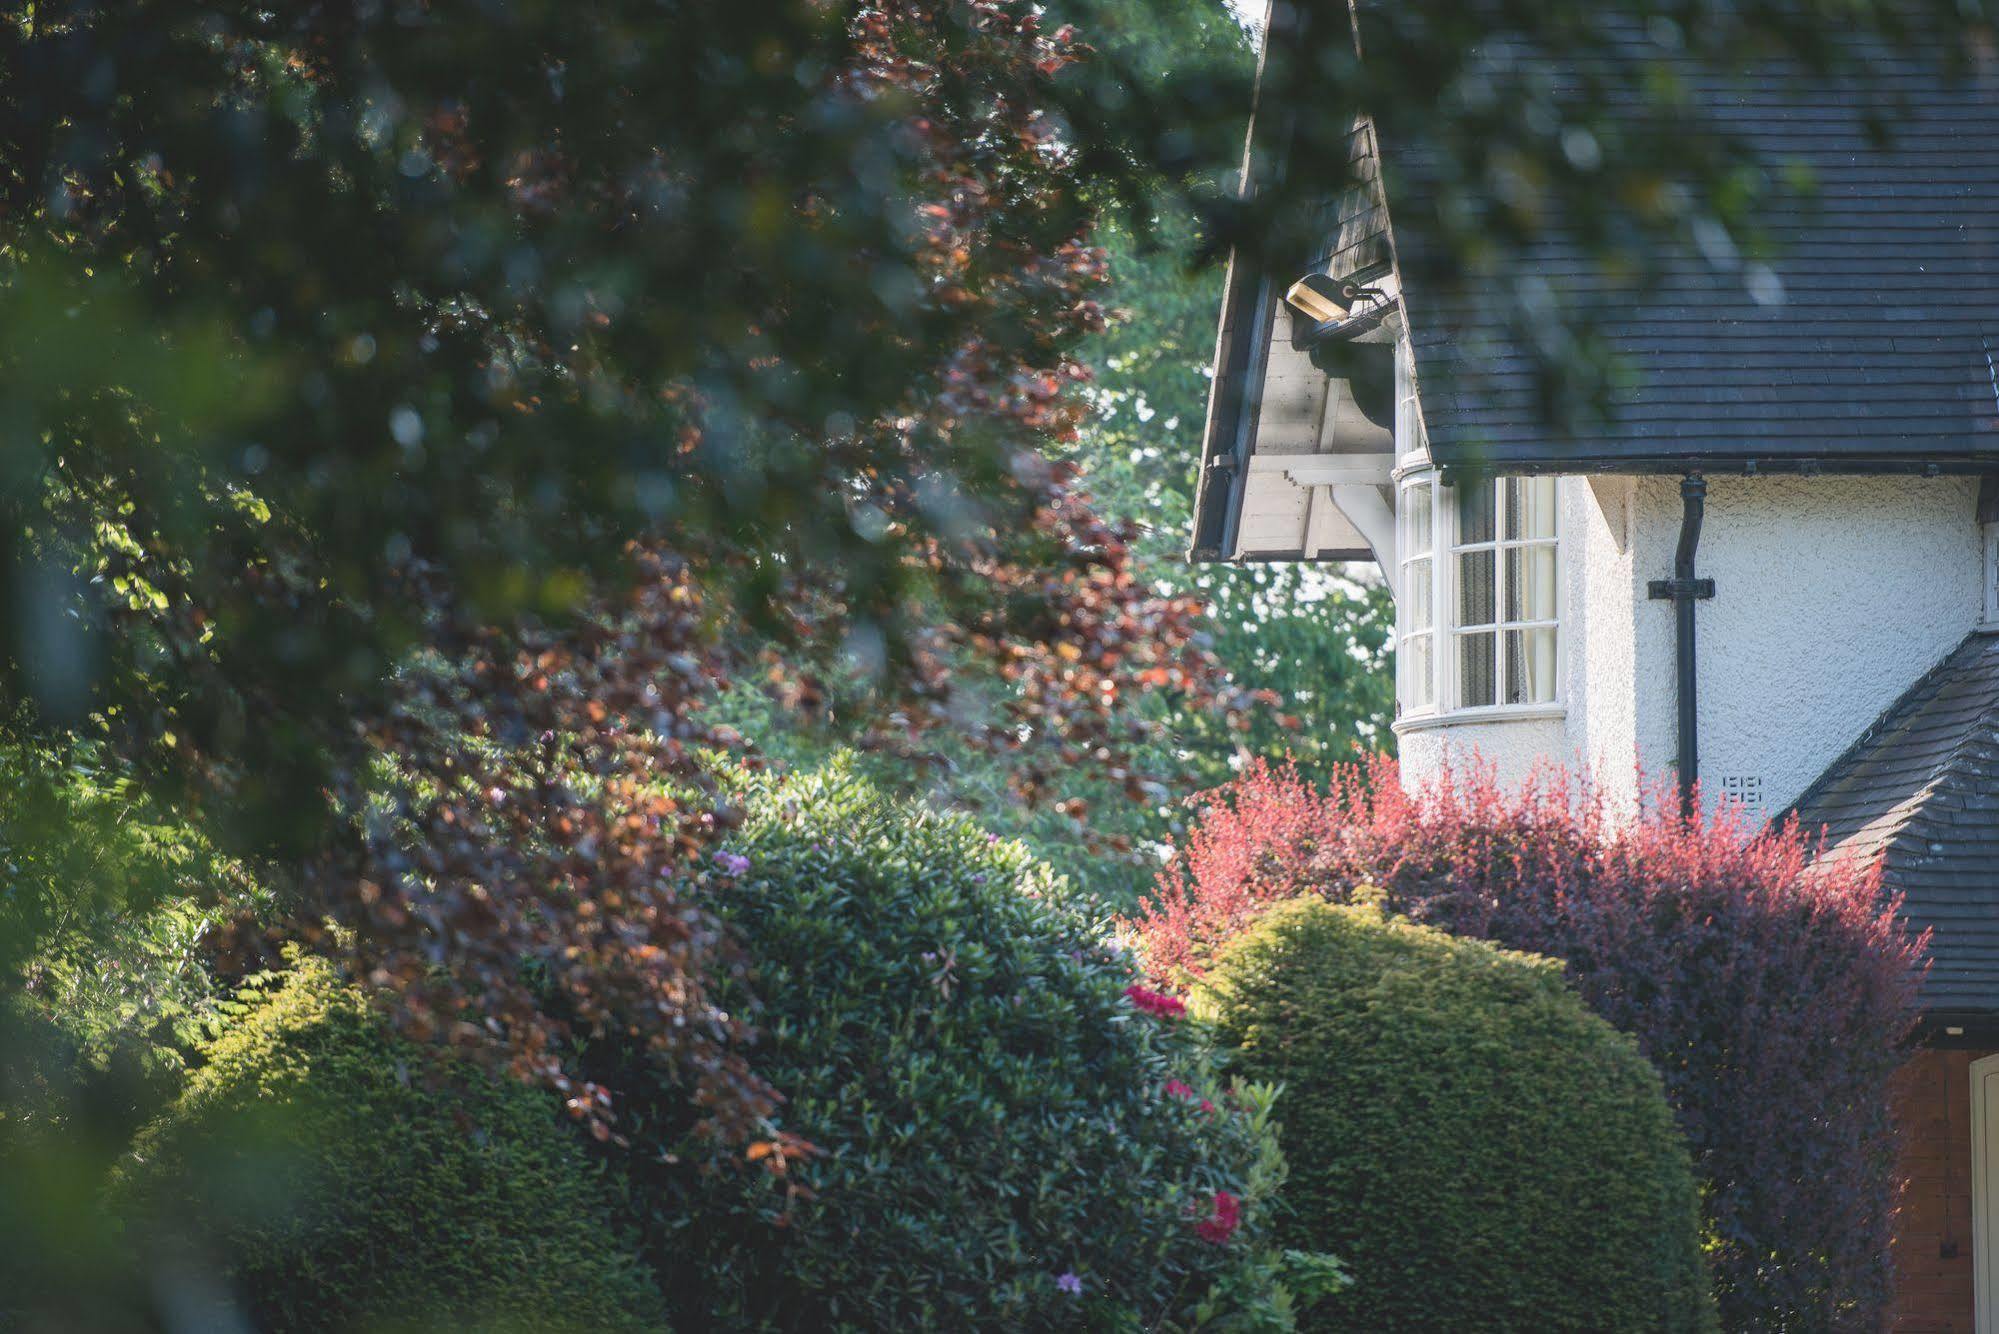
[{"left": 1131, "top": 756, "right": 1925, "bottom": 1331}]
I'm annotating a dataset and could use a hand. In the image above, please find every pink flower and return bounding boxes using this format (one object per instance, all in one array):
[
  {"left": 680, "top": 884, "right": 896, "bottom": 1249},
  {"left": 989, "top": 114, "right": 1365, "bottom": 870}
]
[
  {"left": 1164, "top": 1078, "right": 1196, "bottom": 1100},
  {"left": 1194, "top": 1190, "right": 1241, "bottom": 1245},
  {"left": 1123, "top": 983, "right": 1186, "bottom": 1019},
  {"left": 1198, "top": 1098, "right": 1216, "bottom": 1115}
]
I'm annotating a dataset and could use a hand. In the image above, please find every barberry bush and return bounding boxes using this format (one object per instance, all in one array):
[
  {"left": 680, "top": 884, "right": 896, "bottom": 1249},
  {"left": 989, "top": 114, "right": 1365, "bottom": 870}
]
[
  {"left": 1131, "top": 758, "right": 1924, "bottom": 1331},
  {"left": 586, "top": 760, "right": 1341, "bottom": 1331},
  {"left": 1201, "top": 898, "right": 1716, "bottom": 1332}
]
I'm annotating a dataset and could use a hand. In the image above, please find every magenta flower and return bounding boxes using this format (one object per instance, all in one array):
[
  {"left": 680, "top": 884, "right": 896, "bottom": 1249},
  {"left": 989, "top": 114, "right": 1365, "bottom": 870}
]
[
  {"left": 1194, "top": 1191, "right": 1241, "bottom": 1245},
  {"left": 1164, "top": 1078, "right": 1196, "bottom": 1100},
  {"left": 1123, "top": 983, "right": 1187, "bottom": 1019}
]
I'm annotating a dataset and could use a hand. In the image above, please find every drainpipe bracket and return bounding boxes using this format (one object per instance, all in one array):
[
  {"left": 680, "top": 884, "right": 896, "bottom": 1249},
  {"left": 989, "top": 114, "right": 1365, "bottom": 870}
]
[{"left": 1647, "top": 578, "right": 1715, "bottom": 600}]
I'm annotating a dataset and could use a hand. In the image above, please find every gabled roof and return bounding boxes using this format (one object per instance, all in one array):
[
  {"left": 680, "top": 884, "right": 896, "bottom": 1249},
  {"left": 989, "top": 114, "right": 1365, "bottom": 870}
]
[
  {"left": 1788, "top": 632, "right": 1999, "bottom": 1015},
  {"left": 1195, "top": 20, "right": 1999, "bottom": 544},
  {"left": 1397, "top": 41, "right": 1999, "bottom": 475}
]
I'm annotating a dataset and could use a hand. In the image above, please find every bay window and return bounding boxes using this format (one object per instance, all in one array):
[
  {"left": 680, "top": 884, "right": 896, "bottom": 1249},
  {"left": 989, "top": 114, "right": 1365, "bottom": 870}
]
[
  {"left": 1396, "top": 472, "right": 1561, "bottom": 719},
  {"left": 1398, "top": 477, "right": 1436, "bottom": 710}
]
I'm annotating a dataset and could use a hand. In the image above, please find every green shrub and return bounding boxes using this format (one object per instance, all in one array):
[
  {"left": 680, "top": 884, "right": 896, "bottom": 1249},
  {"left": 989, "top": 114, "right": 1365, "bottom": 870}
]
[
  {"left": 110, "top": 956, "right": 664, "bottom": 1333},
  {"left": 601, "top": 761, "right": 1330, "bottom": 1330},
  {"left": 1199, "top": 899, "right": 1715, "bottom": 1333}
]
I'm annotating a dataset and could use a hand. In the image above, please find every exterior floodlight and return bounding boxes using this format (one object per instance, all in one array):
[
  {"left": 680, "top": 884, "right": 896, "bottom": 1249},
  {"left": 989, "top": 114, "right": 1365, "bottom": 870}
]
[{"left": 1284, "top": 273, "right": 1350, "bottom": 325}]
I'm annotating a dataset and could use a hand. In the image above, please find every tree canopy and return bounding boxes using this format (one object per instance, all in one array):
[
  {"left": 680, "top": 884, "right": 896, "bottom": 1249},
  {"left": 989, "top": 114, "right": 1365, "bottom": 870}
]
[{"left": 0, "top": 0, "right": 1985, "bottom": 1187}]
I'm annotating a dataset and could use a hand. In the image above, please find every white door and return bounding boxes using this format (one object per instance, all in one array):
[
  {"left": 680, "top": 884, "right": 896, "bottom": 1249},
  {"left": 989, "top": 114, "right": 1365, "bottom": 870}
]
[{"left": 1972, "top": 1055, "right": 1999, "bottom": 1334}]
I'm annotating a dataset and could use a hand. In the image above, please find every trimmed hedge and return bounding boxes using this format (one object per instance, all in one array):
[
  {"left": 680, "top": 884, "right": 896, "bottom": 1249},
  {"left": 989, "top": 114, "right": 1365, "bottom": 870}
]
[
  {"left": 601, "top": 762, "right": 1320, "bottom": 1330},
  {"left": 1135, "top": 757, "right": 1921, "bottom": 1327},
  {"left": 111, "top": 956, "right": 663, "bottom": 1333},
  {"left": 1201, "top": 898, "right": 1715, "bottom": 1333}
]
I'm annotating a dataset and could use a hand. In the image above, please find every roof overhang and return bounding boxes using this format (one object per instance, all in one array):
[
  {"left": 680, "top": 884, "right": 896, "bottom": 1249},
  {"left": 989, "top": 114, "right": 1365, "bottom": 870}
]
[
  {"left": 1191, "top": 3, "right": 1398, "bottom": 568},
  {"left": 1194, "top": 7, "right": 1999, "bottom": 548}
]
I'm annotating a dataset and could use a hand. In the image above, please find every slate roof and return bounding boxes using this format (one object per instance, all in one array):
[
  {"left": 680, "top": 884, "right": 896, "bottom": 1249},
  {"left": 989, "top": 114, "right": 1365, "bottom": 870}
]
[
  {"left": 1788, "top": 631, "right": 1999, "bottom": 1014},
  {"left": 1386, "top": 36, "right": 1999, "bottom": 474}
]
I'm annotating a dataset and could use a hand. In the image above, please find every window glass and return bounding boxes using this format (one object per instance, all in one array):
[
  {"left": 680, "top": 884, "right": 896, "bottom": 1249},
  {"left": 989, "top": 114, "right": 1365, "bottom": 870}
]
[
  {"left": 1458, "top": 548, "right": 1495, "bottom": 626},
  {"left": 1504, "top": 477, "right": 1557, "bottom": 540},
  {"left": 1407, "top": 632, "right": 1435, "bottom": 709},
  {"left": 1445, "top": 474, "right": 1559, "bottom": 712},
  {"left": 1505, "top": 627, "right": 1558, "bottom": 704},
  {"left": 1505, "top": 546, "right": 1557, "bottom": 622},
  {"left": 1399, "top": 478, "right": 1437, "bottom": 712},
  {"left": 1408, "top": 556, "right": 1432, "bottom": 629},
  {"left": 1457, "top": 484, "right": 1495, "bottom": 545},
  {"left": 1402, "top": 471, "right": 1559, "bottom": 718},
  {"left": 1407, "top": 485, "right": 1433, "bottom": 553},
  {"left": 1458, "top": 631, "right": 1496, "bottom": 707}
]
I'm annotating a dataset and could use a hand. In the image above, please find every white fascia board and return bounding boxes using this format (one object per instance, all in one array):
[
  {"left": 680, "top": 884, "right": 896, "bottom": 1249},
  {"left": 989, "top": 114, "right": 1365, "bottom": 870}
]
[{"left": 1244, "top": 452, "right": 1395, "bottom": 487}]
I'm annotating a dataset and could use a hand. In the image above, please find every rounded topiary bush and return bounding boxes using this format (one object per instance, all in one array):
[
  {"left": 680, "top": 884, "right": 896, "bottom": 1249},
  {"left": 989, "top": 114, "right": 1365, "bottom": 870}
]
[
  {"left": 111, "top": 956, "right": 664, "bottom": 1334},
  {"left": 1200, "top": 898, "right": 1714, "bottom": 1334},
  {"left": 619, "top": 762, "right": 1305, "bottom": 1330}
]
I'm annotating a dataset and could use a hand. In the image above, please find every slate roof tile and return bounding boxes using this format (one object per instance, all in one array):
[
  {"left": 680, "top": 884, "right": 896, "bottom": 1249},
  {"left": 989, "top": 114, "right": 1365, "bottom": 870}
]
[
  {"left": 1375, "top": 33, "right": 1999, "bottom": 474},
  {"left": 1789, "top": 632, "right": 1999, "bottom": 1012}
]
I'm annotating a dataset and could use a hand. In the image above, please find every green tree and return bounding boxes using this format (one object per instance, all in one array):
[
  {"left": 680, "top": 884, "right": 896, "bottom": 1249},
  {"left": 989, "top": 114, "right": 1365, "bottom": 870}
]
[
  {"left": 717, "top": 5, "right": 1394, "bottom": 907},
  {"left": 0, "top": 0, "right": 1979, "bottom": 1317}
]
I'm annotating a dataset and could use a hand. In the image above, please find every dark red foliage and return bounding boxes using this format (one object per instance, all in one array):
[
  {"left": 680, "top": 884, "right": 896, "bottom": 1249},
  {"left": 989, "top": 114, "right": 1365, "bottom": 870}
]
[
  {"left": 1132, "top": 757, "right": 1926, "bottom": 1329},
  {"left": 159, "top": 0, "right": 1245, "bottom": 1159},
  {"left": 318, "top": 549, "right": 780, "bottom": 1148}
]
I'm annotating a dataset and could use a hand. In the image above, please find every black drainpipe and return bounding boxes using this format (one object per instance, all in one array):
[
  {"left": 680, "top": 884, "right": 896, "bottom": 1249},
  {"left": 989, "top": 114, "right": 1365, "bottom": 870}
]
[{"left": 1647, "top": 474, "right": 1715, "bottom": 821}]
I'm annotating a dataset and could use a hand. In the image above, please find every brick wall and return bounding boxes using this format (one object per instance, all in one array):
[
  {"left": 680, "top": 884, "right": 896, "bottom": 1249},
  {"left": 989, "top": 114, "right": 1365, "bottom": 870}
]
[{"left": 1891, "top": 1048, "right": 1993, "bottom": 1332}]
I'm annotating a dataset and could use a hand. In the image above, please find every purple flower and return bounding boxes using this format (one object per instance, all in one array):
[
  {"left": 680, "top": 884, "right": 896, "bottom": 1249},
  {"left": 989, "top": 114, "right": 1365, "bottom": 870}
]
[
  {"left": 1056, "top": 1271, "right": 1083, "bottom": 1296},
  {"left": 714, "top": 851, "right": 752, "bottom": 876}
]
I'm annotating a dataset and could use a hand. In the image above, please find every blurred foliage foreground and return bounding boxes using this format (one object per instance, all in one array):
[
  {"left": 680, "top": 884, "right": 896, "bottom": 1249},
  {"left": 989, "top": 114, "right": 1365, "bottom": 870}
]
[{"left": 0, "top": 0, "right": 1985, "bottom": 1326}]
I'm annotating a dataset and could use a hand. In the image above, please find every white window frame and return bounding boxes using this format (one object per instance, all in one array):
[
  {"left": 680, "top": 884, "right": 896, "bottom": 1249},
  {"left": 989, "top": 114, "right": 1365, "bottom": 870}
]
[
  {"left": 1971, "top": 1052, "right": 1999, "bottom": 1333},
  {"left": 1394, "top": 468, "right": 1565, "bottom": 728},
  {"left": 1397, "top": 476, "right": 1436, "bottom": 712}
]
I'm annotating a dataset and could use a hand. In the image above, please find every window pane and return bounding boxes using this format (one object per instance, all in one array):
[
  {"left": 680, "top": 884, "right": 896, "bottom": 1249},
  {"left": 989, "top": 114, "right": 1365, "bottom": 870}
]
[
  {"left": 1458, "top": 549, "right": 1495, "bottom": 626},
  {"left": 1406, "top": 556, "right": 1433, "bottom": 631},
  {"left": 1505, "top": 477, "right": 1557, "bottom": 540},
  {"left": 1406, "top": 634, "right": 1434, "bottom": 708},
  {"left": 1505, "top": 545, "right": 1557, "bottom": 622},
  {"left": 1406, "top": 483, "right": 1433, "bottom": 555},
  {"left": 1505, "top": 627, "right": 1558, "bottom": 704},
  {"left": 1457, "top": 482, "right": 1495, "bottom": 544},
  {"left": 1459, "top": 631, "right": 1496, "bottom": 707}
]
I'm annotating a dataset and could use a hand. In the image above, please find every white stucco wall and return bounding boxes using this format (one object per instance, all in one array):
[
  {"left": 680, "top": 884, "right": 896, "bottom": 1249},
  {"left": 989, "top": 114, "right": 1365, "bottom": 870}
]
[
  {"left": 1397, "top": 713, "right": 1572, "bottom": 790},
  {"left": 1395, "top": 471, "right": 1982, "bottom": 820},
  {"left": 1399, "top": 474, "right": 1645, "bottom": 806},
  {"left": 1628, "top": 472, "right": 1981, "bottom": 817},
  {"left": 1568, "top": 475, "right": 1647, "bottom": 812}
]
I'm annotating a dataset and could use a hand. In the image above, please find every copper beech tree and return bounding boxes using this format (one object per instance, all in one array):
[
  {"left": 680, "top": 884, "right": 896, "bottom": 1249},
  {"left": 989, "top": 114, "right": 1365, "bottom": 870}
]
[
  {"left": 4, "top": 0, "right": 1988, "bottom": 1160},
  {"left": 1, "top": 0, "right": 1255, "bottom": 1154}
]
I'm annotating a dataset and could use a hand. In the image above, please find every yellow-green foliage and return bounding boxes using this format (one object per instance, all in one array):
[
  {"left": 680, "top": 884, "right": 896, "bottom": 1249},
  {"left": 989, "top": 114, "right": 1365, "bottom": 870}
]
[
  {"left": 111, "top": 957, "right": 663, "bottom": 1333},
  {"left": 1200, "top": 900, "right": 1716, "bottom": 1333}
]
